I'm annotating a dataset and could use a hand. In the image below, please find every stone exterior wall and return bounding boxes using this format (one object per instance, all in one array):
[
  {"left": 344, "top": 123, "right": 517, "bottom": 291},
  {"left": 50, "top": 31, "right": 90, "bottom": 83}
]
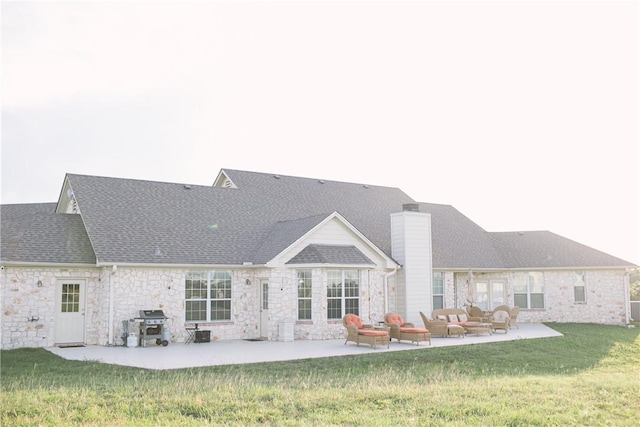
[
  {"left": 109, "top": 267, "right": 261, "bottom": 345},
  {"left": 290, "top": 268, "right": 390, "bottom": 340},
  {"left": 512, "top": 269, "right": 629, "bottom": 325},
  {"left": 449, "top": 269, "right": 628, "bottom": 325},
  {"left": 2, "top": 265, "right": 628, "bottom": 349},
  {"left": 1, "top": 266, "right": 102, "bottom": 349}
]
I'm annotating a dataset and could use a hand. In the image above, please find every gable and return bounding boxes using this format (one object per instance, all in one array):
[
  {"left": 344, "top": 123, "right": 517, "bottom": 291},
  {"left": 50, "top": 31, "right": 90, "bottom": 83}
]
[
  {"left": 269, "top": 214, "right": 396, "bottom": 268},
  {"left": 56, "top": 177, "right": 80, "bottom": 214},
  {"left": 212, "top": 170, "right": 237, "bottom": 189}
]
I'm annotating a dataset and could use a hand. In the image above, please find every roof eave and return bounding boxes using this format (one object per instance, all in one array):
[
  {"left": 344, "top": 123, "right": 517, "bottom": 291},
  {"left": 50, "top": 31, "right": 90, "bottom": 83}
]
[
  {"left": 433, "top": 265, "right": 633, "bottom": 272},
  {"left": 0, "top": 261, "right": 99, "bottom": 269}
]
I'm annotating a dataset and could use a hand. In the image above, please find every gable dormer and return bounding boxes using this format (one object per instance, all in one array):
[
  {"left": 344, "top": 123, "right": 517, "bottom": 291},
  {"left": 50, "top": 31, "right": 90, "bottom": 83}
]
[
  {"left": 56, "top": 176, "right": 81, "bottom": 214},
  {"left": 212, "top": 170, "right": 237, "bottom": 189}
]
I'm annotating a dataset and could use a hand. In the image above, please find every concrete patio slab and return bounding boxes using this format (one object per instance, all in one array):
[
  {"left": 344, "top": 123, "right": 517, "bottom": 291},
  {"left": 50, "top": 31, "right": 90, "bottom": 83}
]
[{"left": 46, "top": 323, "right": 562, "bottom": 370}]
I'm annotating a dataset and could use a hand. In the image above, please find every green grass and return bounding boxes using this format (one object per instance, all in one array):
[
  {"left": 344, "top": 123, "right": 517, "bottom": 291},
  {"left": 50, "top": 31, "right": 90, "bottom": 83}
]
[{"left": 2, "top": 323, "right": 639, "bottom": 426}]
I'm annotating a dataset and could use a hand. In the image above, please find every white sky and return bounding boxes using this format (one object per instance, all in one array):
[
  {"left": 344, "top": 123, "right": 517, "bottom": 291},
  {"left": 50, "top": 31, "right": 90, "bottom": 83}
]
[{"left": 1, "top": 0, "right": 638, "bottom": 265}]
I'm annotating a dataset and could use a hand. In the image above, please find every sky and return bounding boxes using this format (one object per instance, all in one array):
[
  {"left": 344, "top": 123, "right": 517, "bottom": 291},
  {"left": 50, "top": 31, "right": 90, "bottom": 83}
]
[{"left": 1, "top": 0, "right": 638, "bottom": 265}]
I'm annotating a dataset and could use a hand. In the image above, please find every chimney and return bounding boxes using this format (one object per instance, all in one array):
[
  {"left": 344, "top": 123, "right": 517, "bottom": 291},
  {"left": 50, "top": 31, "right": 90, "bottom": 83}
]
[{"left": 402, "top": 203, "right": 420, "bottom": 212}]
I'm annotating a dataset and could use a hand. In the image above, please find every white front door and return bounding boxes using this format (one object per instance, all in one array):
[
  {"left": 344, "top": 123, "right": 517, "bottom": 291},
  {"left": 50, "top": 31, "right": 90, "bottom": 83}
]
[
  {"left": 259, "top": 280, "right": 269, "bottom": 338},
  {"left": 55, "top": 279, "right": 86, "bottom": 344}
]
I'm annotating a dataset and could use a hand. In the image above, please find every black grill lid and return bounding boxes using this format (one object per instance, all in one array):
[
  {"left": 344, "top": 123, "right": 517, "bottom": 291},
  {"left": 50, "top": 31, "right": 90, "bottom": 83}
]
[{"left": 139, "top": 310, "right": 166, "bottom": 318}]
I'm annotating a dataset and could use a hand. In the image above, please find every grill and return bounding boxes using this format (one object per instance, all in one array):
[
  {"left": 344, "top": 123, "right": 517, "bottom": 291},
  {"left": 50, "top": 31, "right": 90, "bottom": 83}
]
[{"left": 137, "top": 310, "right": 169, "bottom": 347}]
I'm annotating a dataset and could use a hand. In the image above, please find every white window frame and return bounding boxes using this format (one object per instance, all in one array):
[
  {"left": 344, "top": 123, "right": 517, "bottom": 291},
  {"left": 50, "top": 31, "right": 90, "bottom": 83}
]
[
  {"left": 297, "top": 270, "right": 312, "bottom": 320},
  {"left": 574, "top": 271, "right": 586, "bottom": 303},
  {"left": 433, "top": 272, "right": 444, "bottom": 310},
  {"left": 514, "top": 272, "right": 545, "bottom": 309},
  {"left": 326, "top": 270, "right": 360, "bottom": 320},
  {"left": 185, "top": 271, "right": 232, "bottom": 322}
]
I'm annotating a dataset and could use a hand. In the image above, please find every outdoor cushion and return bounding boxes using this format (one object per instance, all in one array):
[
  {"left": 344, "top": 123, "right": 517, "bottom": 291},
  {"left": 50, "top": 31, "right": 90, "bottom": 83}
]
[
  {"left": 344, "top": 313, "right": 363, "bottom": 329},
  {"left": 449, "top": 321, "right": 468, "bottom": 327},
  {"left": 448, "top": 314, "right": 459, "bottom": 322},
  {"left": 458, "top": 313, "right": 468, "bottom": 322},
  {"left": 493, "top": 310, "right": 509, "bottom": 322},
  {"left": 386, "top": 313, "right": 404, "bottom": 326}
]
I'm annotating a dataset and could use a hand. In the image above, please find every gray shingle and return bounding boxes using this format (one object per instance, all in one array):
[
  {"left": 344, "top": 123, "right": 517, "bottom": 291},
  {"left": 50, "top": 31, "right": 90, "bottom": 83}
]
[
  {"left": 251, "top": 214, "right": 330, "bottom": 264},
  {"left": 2, "top": 169, "right": 634, "bottom": 269},
  {"left": 488, "top": 231, "right": 634, "bottom": 268},
  {"left": 1, "top": 203, "right": 95, "bottom": 264},
  {"left": 286, "top": 244, "right": 375, "bottom": 265},
  {"left": 66, "top": 170, "right": 415, "bottom": 265},
  {"left": 419, "top": 202, "right": 505, "bottom": 269}
]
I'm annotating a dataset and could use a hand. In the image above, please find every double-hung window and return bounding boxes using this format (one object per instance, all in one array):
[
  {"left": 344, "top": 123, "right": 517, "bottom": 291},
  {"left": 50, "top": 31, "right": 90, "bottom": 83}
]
[
  {"left": 433, "top": 272, "right": 444, "bottom": 310},
  {"left": 574, "top": 271, "right": 586, "bottom": 303},
  {"left": 513, "top": 272, "right": 545, "bottom": 309},
  {"left": 327, "top": 270, "right": 359, "bottom": 319},
  {"left": 297, "top": 270, "right": 312, "bottom": 320},
  {"left": 185, "top": 271, "right": 232, "bottom": 322}
]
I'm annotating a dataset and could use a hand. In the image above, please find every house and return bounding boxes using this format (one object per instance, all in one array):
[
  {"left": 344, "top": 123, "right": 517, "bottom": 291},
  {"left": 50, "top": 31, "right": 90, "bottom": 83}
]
[{"left": 1, "top": 169, "right": 635, "bottom": 349}]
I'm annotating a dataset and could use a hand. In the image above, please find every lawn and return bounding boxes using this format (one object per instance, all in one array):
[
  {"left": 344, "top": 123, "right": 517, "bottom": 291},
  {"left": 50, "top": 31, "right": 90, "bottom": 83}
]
[{"left": 2, "top": 323, "right": 639, "bottom": 426}]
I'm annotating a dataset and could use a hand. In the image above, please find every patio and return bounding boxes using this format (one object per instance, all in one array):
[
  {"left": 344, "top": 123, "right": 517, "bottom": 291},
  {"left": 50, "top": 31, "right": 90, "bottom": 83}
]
[{"left": 46, "top": 323, "right": 562, "bottom": 370}]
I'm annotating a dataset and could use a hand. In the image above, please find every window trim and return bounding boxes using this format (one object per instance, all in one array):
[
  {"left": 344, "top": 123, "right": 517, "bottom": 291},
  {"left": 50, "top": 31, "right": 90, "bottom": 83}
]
[
  {"left": 574, "top": 271, "right": 586, "bottom": 303},
  {"left": 297, "top": 270, "right": 312, "bottom": 320},
  {"left": 513, "top": 272, "right": 546, "bottom": 309},
  {"left": 326, "top": 270, "right": 360, "bottom": 320},
  {"left": 433, "top": 272, "right": 444, "bottom": 310},
  {"left": 185, "top": 270, "right": 232, "bottom": 322}
]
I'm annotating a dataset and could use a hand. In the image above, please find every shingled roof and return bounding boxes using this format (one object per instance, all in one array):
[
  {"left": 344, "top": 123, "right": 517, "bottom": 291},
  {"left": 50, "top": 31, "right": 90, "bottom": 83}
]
[
  {"left": 59, "top": 170, "right": 414, "bottom": 265},
  {"left": 1, "top": 169, "right": 634, "bottom": 269},
  {"left": 286, "top": 244, "right": 375, "bottom": 265},
  {"left": 419, "top": 202, "right": 504, "bottom": 269},
  {"left": 0, "top": 203, "right": 96, "bottom": 265},
  {"left": 489, "top": 231, "right": 633, "bottom": 268}
]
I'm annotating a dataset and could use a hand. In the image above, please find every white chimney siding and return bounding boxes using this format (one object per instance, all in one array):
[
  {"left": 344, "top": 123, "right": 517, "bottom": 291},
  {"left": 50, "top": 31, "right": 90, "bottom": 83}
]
[{"left": 390, "top": 210, "right": 433, "bottom": 326}]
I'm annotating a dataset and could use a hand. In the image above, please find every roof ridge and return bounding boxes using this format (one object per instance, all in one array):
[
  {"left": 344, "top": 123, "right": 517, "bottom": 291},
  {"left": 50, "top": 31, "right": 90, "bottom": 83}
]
[{"left": 223, "top": 168, "right": 408, "bottom": 192}]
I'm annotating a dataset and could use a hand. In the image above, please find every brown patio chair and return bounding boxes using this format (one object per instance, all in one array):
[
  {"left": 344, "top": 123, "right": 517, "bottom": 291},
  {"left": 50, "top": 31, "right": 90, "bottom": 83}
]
[
  {"left": 509, "top": 306, "right": 520, "bottom": 329},
  {"left": 343, "top": 314, "right": 390, "bottom": 349},
  {"left": 489, "top": 309, "right": 510, "bottom": 333},
  {"left": 384, "top": 313, "right": 431, "bottom": 345},
  {"left": 419, "top": 311, "right": 455, "bottom": 338},
  {"left": 468, "top": 306, "right": 490, "bottom": 322}
]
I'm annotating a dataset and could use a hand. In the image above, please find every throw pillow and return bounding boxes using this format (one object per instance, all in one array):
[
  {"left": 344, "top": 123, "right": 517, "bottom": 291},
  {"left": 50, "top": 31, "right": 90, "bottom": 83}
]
[
  {"left": 448, "top": 314, "right": 459, "bottom": 322},
  {"left": 458, "top": 313, "right": 468, "bottom": 322},
  {"left": 437, "top": 315, "right": 447, "bottom": 321}
]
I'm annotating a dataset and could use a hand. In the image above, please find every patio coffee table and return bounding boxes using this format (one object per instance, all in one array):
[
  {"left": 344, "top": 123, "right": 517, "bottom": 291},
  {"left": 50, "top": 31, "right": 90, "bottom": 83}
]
[{"left": 463, "top": 322, "right": 493, "bottom": 336}]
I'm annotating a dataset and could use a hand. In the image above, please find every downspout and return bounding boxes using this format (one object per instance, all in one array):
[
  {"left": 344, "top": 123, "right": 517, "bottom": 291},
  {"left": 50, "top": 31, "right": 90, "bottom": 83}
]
[
  {"left": 384, "top": 266, "right": 398, "bottom": 315},
  {"left": 108, "top": 265, "right": 117, "bottom": 345},
  {"left": 623, "top": 268, "right": 631, "bottom": 325}
]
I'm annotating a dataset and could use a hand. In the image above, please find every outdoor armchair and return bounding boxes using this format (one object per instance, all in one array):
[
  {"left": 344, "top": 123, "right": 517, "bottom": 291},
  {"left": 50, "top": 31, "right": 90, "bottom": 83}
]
[
  {"left": 489, "top": 309, "right": 510, "bottom": 333},
  {"left": 384, "top": 313, "right": 431, "bottom": 345},
  {"left": 468, "top": 306, "right": 490, "bottom": 322},
  {"left": 509, "top": 306, "right": 520, "bottom": 329},
  {"left": 343, "top": 314, "right": 390, "bottom": 349},
  {"left": 419, "top": 312, "right": 457, "bottom": 337}
]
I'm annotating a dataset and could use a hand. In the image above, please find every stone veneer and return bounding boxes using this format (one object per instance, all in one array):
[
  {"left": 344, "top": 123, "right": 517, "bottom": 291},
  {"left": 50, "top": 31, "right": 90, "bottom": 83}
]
[
  {"left": 1, "top": 267, "right": 101, "bottom": 349},
  {"left": 449, "top": 269, "right": 628, "bottom": 325},
  {"left": 2, "top": 265, "right": 394, "bottom": 349},
  {"left": 2, "top": 266, "right": 629, "bottom": 349}
]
